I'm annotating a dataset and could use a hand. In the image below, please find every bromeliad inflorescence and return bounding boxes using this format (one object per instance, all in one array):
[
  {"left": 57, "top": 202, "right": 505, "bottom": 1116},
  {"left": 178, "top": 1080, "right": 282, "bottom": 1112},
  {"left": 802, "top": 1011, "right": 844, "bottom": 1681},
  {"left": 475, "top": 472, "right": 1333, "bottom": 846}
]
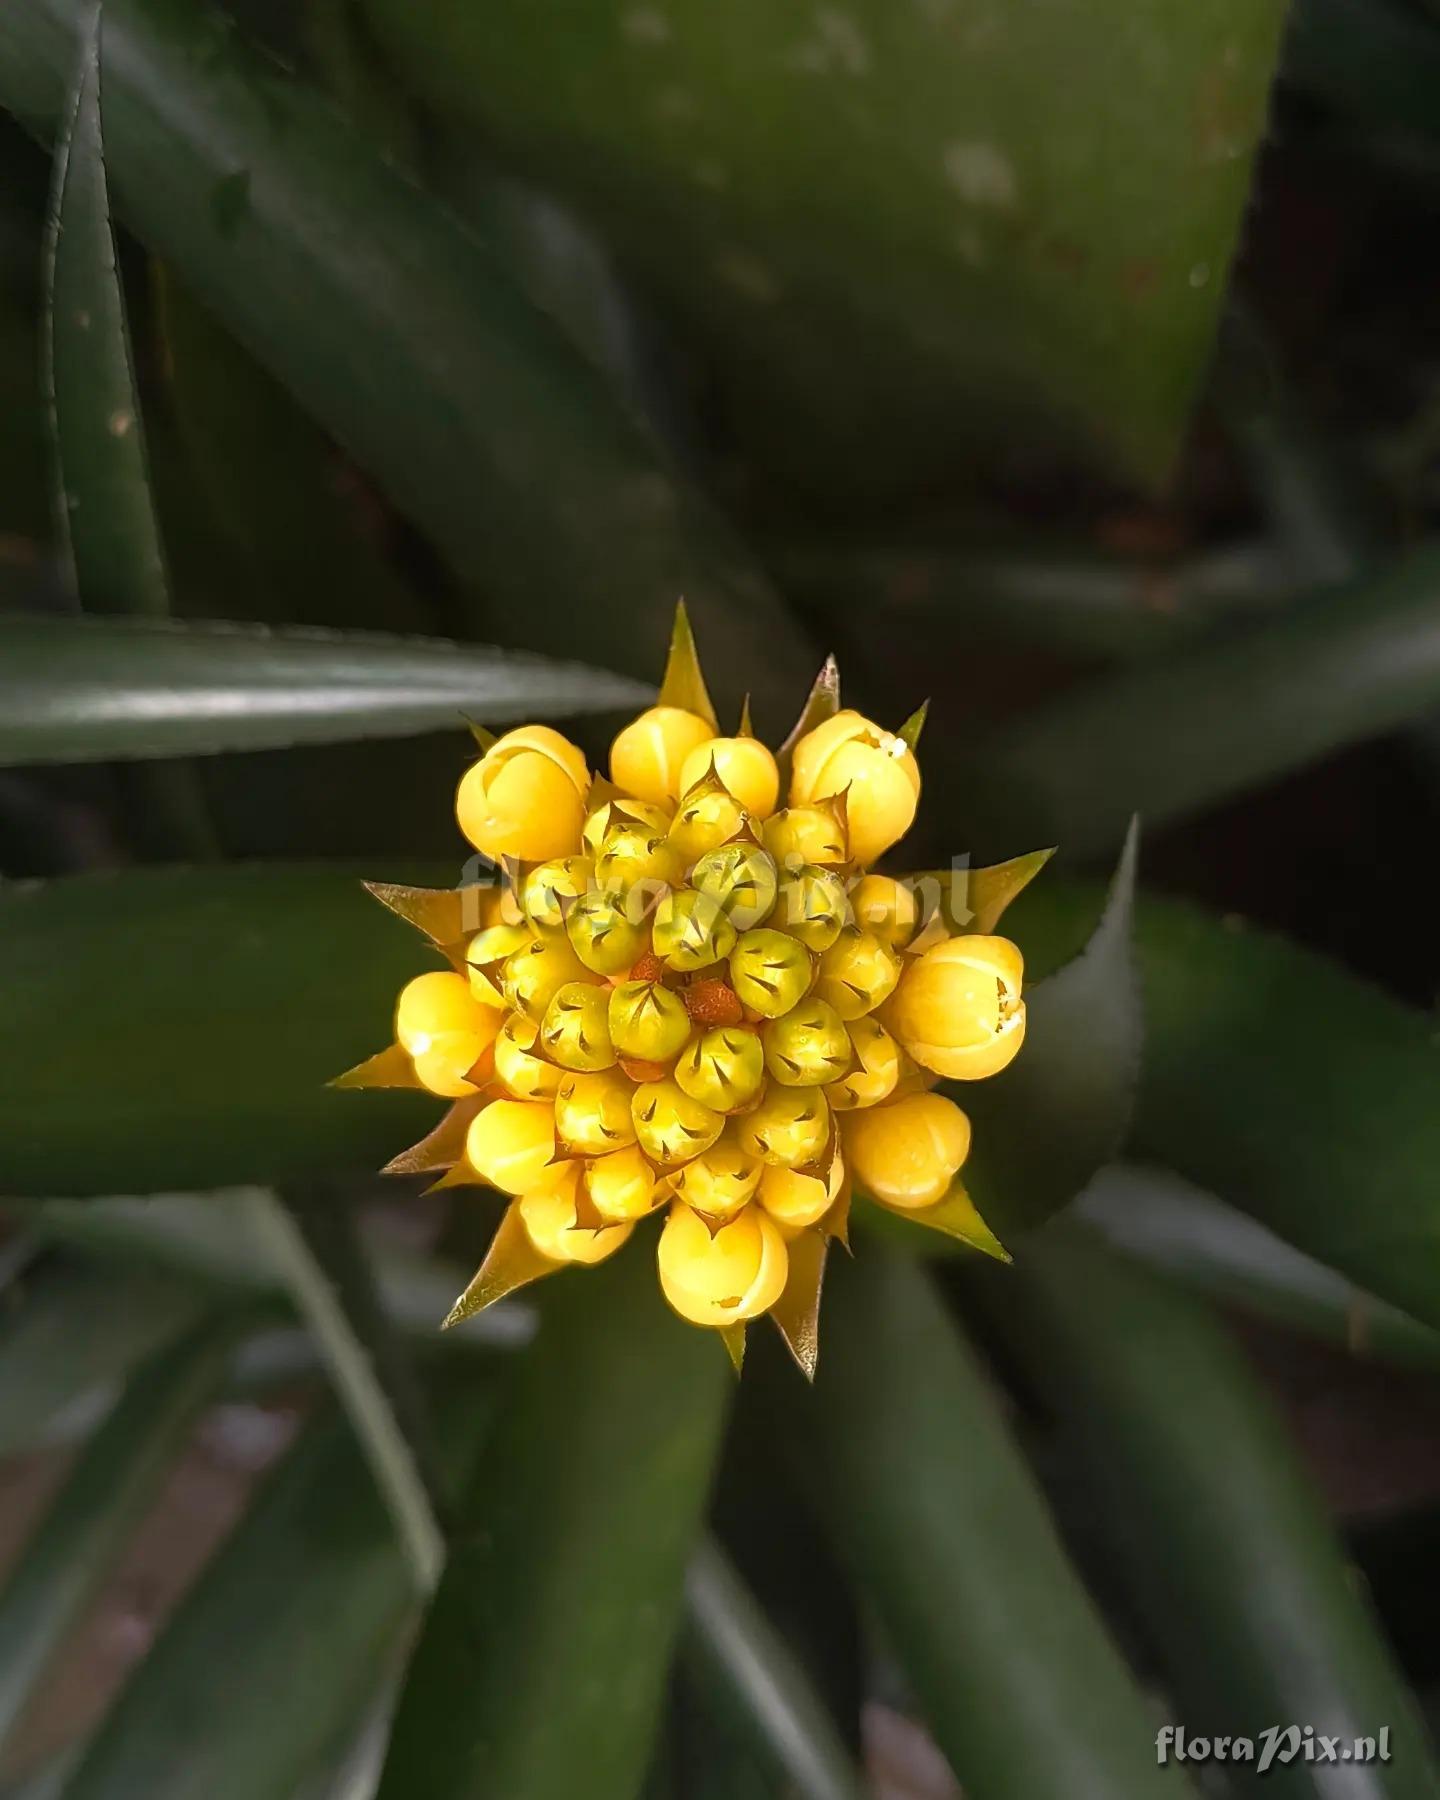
[{"left": 338, "top": 607, "right": 1050, "bottom": 1375}]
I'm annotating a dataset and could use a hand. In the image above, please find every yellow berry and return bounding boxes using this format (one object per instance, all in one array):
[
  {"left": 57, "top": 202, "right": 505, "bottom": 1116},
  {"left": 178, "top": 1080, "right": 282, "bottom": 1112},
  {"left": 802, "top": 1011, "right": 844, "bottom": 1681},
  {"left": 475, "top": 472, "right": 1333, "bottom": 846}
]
[
  {"left": 736, "top": 1086, "right": 831, "bottom": 1169},
  {"left": 593, "top": 820, "right": 683, "bottom": 892},
  {"left": 500, "top": 933, "right": 592, "bottom": 1020},
  {"left": 394, "top": 971, "right": 502, "bottom": 1097},
  {"left": 407, "top": 1043, "right": 482, "bottom": 1098},
  {"left": 652, "top": 888, "right": 737, "bottom": 972},
  {"left": 456, "top": 725, "right": 589, "bottom": 863},
  {"left": 518, "top": 1166, "right": 632, "bottom": 1265},
  {"left": 554, "top": 1069, "right": 638, "bottom": 1154},
  {"left": 670, "top": 1133, "right": 763, "bottom": 1221},
  {"left": 465, "top": 923, "right": 530, "bottom": 1006},
  {"left": 465, "top": 1100, "right": 559, "bottom": 1195},
  {"left": 842, "top": 1093, "right": 970, "bottom": 1210},
  {"left": 611, "top": 706, "right": 716, "bottom": 804},
  {"left": 675, "top": 1026, "right": 766, "bottom": 1113},
  {"left": 825, "top": 1016, "right": 901, "bottom": 1111},
  {"left": 729, "top": 928, "right": 813, "bottom": 1019},
  {"left": 565, "top": 889, "right": 649, "bottom": 976},
  {"left": 585, "top": 1146, "right": 662, "bottom": 1222},
  {"left": 657, "top": 1205, "right": 789, "bottom": 1327},
  {"left": 692, "top": 844, "right": 779, "bottom": 931},
  {"left": 763, "top": 803, "right": 849, "bottom": 871},
  {"left": 678, "top": 737, "right": 780, "bottom": 819},
  {"left": 632, "top": 1078, "right": 724, "bottom": 1166},
  {"left": 539, "top": 982, "right": 616, "bottom": 1072},
  {"left": 763, "top": 998, "right": 851, "bottom": 1087},
  {"left": 667, "top": 779, "right": 750, "bottom": 864},
  {"left": 814, "top": 927, "right": 901, "bottom": 1020},
  {"left": 849, "top": 874, "right": 919, "bottom": 951},
  {"left": 395, "top": 971, "right": 485, "bottom": 1052},
  {"left": 583, "top": 796, "right": 672, "bottom": 855},
  {"left": 493, "top": 1013, "right": 562, "bottom": 1101},
  {"left": 890, "top": 935, "right": 1026, "bottom": 1080},
  {"left": 773, "top": 864, "right": 850, "bottom": 952},
  {"left": 608, "top": 979, "right": 693, "bottom": 1062},
  {"left": 789, "top": 710, "right": 919, "bottom": 866},
  {"left": 757, "top": 1158, "right": 841, "bottom": 1232},
  {"left": 520, "top": 856, "right": 594, "bottom": 931}
]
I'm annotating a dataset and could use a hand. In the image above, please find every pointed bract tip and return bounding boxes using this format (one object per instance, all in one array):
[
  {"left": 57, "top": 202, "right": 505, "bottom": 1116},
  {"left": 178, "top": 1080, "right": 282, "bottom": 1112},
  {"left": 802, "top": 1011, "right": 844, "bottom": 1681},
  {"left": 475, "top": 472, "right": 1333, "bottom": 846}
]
[
  {"left": 897, "top": 699, "right": 929, "bottom": 753},
  {"left": 464, "top": 717, "right": 498, "bottom": 754},
  {"left": 658, "top": 599, "right": 719, "bottom": 730}
]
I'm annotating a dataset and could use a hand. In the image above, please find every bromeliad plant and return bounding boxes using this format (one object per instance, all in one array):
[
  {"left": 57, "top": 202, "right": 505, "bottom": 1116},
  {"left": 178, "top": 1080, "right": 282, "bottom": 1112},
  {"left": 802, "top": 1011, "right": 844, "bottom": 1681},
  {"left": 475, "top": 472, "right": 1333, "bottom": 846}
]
[
  {"left": 13, "top": 3, "right": 1440, "bottom": 1798},
  {"left": 342, "top": 609, "right": 1044, "bottom": 1371}
]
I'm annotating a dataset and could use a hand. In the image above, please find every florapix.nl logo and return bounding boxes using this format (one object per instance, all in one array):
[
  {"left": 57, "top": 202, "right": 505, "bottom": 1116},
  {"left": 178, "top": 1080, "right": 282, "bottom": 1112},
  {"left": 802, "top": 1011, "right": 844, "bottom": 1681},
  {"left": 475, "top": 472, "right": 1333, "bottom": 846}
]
[{"left": 1157, "top": 1725, "right": 1392, "bottom": 1774}]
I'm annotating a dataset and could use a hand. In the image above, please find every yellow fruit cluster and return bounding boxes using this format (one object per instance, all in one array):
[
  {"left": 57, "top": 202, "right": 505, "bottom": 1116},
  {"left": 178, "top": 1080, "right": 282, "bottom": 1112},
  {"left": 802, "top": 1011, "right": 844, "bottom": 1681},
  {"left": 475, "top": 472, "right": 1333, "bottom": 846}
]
[{"left": 344, "top": 613, "right": 1043, "bottom": 1374}]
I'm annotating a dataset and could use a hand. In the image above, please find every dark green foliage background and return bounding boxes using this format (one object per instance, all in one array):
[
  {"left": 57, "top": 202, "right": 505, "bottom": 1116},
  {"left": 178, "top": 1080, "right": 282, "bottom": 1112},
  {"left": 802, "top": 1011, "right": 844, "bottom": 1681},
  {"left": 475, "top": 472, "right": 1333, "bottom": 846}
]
[{"left": 3, "top": 0, "right": 1440, "bottom": 1797}]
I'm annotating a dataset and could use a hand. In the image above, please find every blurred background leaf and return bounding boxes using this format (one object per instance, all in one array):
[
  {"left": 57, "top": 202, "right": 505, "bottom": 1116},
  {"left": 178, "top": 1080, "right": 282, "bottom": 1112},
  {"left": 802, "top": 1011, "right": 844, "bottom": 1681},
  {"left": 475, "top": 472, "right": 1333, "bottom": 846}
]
[
  {"left": 963, "top": 821, "right": 1139, "bottom": 1239},
  {"left": 1077, "top": 1167, "right": 1440, "bottom": 1371},
  {"left": 0, "top": 1316, "right": 239, "bottom": 1752},
  {"left": 773, "top": 1248, "right": 1188, "bottom": 1799},
  {"left": 41, "top": 0, "right": 215, "bottom": 863},
  {"left": 0, "top": 863, "right": 444, "bottom": 1196},
  {"left": 0, "top": 0, "right": 817, "bottom": 726},
  {"left": 42, "top": 3, "right": 164, "bottom": 622},
  {"left": 378, "top": 1250, "right": 729, "bottom": 1800},
  {"left": 0, "top": 1262, "right": 208, "bottom": 1461},
  {"left": 681, "top": 1537, "right": 866, "bottom": 1800},
  {"left": 59, "top": 1385, "right": 495, "bottom": 1800},
  {"left": 0, "top": 614, "right": 651, "bottom": 766},
  {"left": 960, "top": 546, "right": 1440, "bottom": 858},
  {"left": 359, "top": 0, "right": 1288, "bottom": 493},
  {"left": 1007, "top": 880, "right": 1440, "bottom": 1337},
  {"left": 975, "top": 1228, "right": 1440, "bottom": 1799},
  {"left": 244, "top": 1189, "right": 444, "bottom": 1593}
]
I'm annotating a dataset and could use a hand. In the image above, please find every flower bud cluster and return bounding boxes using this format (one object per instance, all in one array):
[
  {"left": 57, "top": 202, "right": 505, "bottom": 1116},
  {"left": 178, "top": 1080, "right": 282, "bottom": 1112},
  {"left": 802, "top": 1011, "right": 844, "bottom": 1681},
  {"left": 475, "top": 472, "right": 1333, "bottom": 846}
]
[{"left": 356, "top": 632, "right": 1036, "bottom": 1364}]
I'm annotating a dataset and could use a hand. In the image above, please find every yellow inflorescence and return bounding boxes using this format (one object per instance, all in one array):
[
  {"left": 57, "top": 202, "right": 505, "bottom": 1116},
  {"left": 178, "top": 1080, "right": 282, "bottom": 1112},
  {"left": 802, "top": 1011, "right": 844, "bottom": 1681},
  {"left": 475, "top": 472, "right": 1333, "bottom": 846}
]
[{"left": 345, "top": 609, "right": 1047, "bottom": 1376}]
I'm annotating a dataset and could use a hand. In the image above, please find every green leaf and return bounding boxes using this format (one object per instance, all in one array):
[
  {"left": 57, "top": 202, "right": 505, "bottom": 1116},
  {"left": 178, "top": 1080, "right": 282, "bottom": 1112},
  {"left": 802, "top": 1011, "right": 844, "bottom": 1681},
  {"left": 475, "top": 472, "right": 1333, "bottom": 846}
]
[
  {"left": 769, "top": 537, "right": 1297, "bottom": 664},
  {"left": 245, "top": 1188, "right": 444, "bottom": 1592},
  {"left": 152, "top": 264, "right": 438, "bottom": 636},
  {"left": 377, "top": 1246, "right": 730, "bottom": 1800},
  {"left": 0, "top": 0, "right": 816, "bottom": 721},
  {"left": 962, "top": 544, "right": 1440, "bottom": 857},
  {"left": 0, "top": 1314, "right": 238, "bottom": 1750},
  {"left": 0, "top": 863, "right": 449, "bottom": 1197},
  {"left": 0, "top": 613, "right": 653, "bottom": 766},
  {"left": 60, "top": 1384, "right": 496, "bottom": 1800},
  {"left": 41, "top": 2, "right": 216, "bottom": 863},
  {"left": 1007, "top": 878, "right": 1440, "bottom": 1338},
  {"left": 359, "top": 0, "right": 1287, "bottom": 486},
  {"left": 963, "top": 820, "right": 1139, "bottom": 1238},
  {"left": 682, "top": 1538, "right": 866, "bottom": 1800},
  {"left": 0, "top": 1259, "right": 205, "bottom": 1458},
  {"left": 1077, "top": 1166, "right": 1440, "bottom": 1370},
  {"left": 42, "top": 0, "right": 166, "bottom": 619},
  {"left": 778, "top": 1248, "right": 1185, "bottom": 1799},
  {"left": 976, "top": 1228, "right": 1440, "bottom": 1798},
  {"left": 22, "top": 1191, "right": 530, "bottom": 1350}
]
